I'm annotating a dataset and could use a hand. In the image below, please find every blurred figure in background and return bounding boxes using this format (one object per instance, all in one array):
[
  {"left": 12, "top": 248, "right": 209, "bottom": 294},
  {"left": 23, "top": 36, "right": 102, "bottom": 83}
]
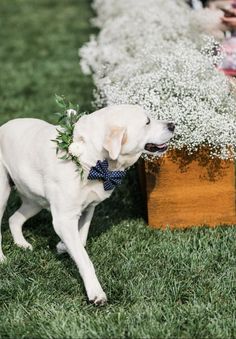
[
  {"left": 189, "top": 0, "right": 235, "bottom": 8},
  {"left": 189, "top": 0, "right": 236, "bottom": 74}
]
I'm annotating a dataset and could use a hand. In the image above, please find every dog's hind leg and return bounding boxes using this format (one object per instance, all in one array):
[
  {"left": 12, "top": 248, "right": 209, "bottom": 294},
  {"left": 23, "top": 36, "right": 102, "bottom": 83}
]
[
  {"left": 9, "top": 198, "right": 41, "bottom": 250},
  {"left": 0, "top": 163, "right": 11, "bottom": 262}
]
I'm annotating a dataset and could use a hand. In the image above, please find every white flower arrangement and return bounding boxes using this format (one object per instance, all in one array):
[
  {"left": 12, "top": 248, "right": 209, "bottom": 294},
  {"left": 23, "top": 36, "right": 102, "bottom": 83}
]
[{"left": 80, "top": 0, "right": 236, "bottom": 159}]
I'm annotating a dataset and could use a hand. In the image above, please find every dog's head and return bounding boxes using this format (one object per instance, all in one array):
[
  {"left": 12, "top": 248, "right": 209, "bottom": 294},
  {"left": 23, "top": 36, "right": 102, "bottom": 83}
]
[{"left": 72, "top": 104, "right": 174, "bottom": 170}]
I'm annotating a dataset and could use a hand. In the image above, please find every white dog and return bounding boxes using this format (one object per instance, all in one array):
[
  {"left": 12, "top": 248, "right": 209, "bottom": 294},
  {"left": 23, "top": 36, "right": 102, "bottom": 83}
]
[{"left": 0, "top": 104, "right": 174, "bottom": 305}]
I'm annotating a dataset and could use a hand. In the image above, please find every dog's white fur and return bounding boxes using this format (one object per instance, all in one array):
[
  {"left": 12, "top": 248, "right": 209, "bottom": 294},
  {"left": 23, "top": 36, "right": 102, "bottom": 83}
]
[{"left": 0, "top": 104, "right": 173, "bottom": 304}]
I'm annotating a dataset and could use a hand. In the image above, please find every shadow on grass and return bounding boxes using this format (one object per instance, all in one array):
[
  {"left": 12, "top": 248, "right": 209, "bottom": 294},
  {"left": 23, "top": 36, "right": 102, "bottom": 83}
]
[
  {"left": 2, "top": 165, "right": 145, "bottom": 282},
  {"left": 6, "top": 166, "right": 143, "bottom": 236}
]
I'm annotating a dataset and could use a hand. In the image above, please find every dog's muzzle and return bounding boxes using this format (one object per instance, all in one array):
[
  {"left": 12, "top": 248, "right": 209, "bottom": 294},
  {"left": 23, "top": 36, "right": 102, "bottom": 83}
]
[
  {"left": 144, "top": 143, "right": 168, "bottom": 153},
  {"left": 144, "top": 122, "right": 175, "bottom": 153}
]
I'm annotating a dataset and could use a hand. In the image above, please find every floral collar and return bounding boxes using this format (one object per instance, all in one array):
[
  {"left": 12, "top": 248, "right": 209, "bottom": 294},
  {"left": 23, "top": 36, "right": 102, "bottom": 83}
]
[
  {"left": 52, "top": 95, "right": 126, "bottom": 190},
  {"left": 52, "top": 95, "right": 85, "bottom": 175}
]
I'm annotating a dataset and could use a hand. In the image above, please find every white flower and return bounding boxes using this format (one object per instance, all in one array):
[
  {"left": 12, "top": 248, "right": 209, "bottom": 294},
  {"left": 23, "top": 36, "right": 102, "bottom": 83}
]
[
  {"left": 68, "top": 142, "right": 81, "bottom": 157},
  {"left": 79, "top": 0, "right": 236, "bottom": 159},
  {"left": 66, "top": 109, "right": 77, "bottom": 117}
]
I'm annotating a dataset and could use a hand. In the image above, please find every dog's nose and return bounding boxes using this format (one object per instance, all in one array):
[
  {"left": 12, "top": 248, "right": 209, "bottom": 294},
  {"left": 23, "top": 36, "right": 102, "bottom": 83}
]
[{"left": 167, "top": 122, "right": 175, "bottom": 132}]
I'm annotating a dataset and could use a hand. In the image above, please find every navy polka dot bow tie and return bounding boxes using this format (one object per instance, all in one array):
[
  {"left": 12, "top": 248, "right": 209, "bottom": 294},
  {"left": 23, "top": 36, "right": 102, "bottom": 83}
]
[{"left": 88, "top": 159, "right": 126, "bottom": 191}]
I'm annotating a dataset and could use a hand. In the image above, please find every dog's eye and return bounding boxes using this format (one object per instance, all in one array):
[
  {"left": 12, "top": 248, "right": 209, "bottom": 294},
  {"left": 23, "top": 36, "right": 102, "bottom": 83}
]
[{"left": 146, "top": 117, "right": 150, "bottom": 125}]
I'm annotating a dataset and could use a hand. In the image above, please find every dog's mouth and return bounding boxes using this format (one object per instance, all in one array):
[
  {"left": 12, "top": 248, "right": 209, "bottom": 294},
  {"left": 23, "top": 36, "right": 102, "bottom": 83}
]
[{"left": 144, "top": 143, "right": 168, "bottom": 153}]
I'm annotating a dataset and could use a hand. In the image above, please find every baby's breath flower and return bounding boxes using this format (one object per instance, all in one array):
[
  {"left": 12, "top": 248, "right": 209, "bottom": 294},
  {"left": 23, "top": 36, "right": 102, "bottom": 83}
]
[{"left": 80, "top": 0, "right": 236, "bottom": 160}]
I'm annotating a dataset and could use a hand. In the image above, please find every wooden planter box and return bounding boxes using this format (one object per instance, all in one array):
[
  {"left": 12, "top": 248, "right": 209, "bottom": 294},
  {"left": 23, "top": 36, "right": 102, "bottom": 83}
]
[{"left": 139, "top": 148, "right": 236, "bottom": 228}]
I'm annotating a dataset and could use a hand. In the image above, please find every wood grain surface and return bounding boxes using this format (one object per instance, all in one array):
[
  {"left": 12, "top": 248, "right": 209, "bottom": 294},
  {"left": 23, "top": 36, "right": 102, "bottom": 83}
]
[{"left": 140, "top": 148, "right": 236, "bottom": 228}]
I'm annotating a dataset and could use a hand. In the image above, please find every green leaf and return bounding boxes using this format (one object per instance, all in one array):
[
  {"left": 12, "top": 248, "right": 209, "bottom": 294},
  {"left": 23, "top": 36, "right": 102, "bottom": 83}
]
[
  {"left": 59, "top": 154, "right": 69, "bottom": 160},
  {"left": 55, "top": 94, "right": 67, "bottom": 109},
  {"left": 53, "top": 94, "right": 84, "bottom": 173},
  {"left": 61, "top": 134, "right": 69, "bottom": 143},
  {"left": 68, "top": 102, "right": 74, "bottom": 109}
]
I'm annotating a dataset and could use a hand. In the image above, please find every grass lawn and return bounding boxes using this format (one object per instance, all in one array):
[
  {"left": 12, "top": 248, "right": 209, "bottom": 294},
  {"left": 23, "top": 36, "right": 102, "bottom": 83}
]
[{"left": 0, "top": 0, "right": 236, "bottom": 338}]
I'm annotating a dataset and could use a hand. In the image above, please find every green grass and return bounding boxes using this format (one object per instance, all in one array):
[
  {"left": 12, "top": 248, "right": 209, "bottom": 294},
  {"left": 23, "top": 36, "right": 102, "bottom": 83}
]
[
  {"left": 0, "top": 0, "right": 96, "bottom": 123},
  {"left": 0, "top": 0, "right": 236, "bottom": 338}
]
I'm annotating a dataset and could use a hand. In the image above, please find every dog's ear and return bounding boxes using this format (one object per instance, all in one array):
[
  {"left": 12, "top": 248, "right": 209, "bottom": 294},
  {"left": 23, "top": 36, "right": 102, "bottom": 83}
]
[{"left": 103, "top": 126, "right": 127, "bottom": 160}]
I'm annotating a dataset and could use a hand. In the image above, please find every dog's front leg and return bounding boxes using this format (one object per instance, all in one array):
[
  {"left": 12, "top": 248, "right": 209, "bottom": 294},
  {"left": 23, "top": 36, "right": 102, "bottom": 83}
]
[
  {"left": 78, "top": 205, "right": 95, "bottom": 247},
  {"left": 52, "top": 212, "right": 107, "bottom": 305},
  {"left": 56, "top": 205, "right": 95, "bottom": 254}
]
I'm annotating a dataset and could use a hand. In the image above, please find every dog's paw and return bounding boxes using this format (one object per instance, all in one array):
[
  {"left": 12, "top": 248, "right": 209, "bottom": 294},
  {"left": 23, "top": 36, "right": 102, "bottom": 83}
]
[
  {"left": 15, "top": 241, "right": 33, "bottom": 250},
  {"left": 56, "top": 241, "right": 67, "bottom": 254},
  {"left": 88, "top": 290, "right": 107, "bottom": 306}
]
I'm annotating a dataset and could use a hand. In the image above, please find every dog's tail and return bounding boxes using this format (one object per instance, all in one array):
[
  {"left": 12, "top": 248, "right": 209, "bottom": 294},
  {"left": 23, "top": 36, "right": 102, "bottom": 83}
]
[{"left": 0, "top": 128, "right": 14, "bottom": 187}]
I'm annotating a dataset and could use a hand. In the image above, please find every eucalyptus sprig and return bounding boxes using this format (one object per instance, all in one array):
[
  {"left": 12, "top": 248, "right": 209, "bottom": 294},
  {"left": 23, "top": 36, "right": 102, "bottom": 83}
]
[{"left": 52, "top": 94, "right": 86, "bottom": 174}]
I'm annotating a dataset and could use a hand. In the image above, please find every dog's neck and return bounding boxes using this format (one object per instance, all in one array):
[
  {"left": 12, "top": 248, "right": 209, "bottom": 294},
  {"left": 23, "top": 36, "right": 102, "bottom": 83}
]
[
  {"left": 79, "top": 152, "right": 125, "bottom": 175},
  {"left": 79, "top": 149, "right": 141, "bottom": 178}
]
